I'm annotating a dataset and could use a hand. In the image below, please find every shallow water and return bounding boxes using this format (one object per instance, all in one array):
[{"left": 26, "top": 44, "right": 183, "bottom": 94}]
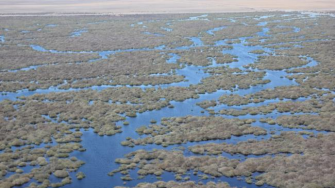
[
  {"left": 70, "top": 29, "right": 88, "bottom": 37},
  {"left": 161, "top": 27, "right": 172, "bottom": 32},
  {"left": 29, "top": 44, "right": 166, "bottom": 61},
  {"left": 258, "top": 28, "right": 270, "bottom": 37},
  {"left": 3, "top": 64, "right": 46, "bottom": 73},
  {"left": 187, "top": 14, "right": 209, "bottom": 21},
  {"left": 0, "top": 35, "right": 4, "bottom": 43},
  {"left": 46, "top": 24, "right": 58, "bottom": 27},
  {"left": 206, "top": 26, "right": 227, "bottom": 35},
  {"left": 257, "top": 22, "right": 268, "bottom": 26},
  {"left": 188, "top": 37, "right": 204, "bottom": 46},
  {"left": 143, "top": 31, "right": 165, "bottom": 37}
]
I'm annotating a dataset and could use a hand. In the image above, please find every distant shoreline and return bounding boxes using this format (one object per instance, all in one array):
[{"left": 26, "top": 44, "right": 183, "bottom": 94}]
[
  {"left": 0, "top": 10, "right": 334, "bottom": 17},
  {"left": 0, "top": 0, "right": 334, "bottom": 16}
]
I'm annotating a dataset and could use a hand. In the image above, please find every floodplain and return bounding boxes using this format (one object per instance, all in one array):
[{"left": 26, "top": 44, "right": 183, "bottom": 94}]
[{"left": 0, "top": 12, "right": 335, "bottom": 188}]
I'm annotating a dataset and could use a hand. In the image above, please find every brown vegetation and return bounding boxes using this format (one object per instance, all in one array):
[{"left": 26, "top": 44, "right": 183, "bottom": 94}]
[
  {"left": 112, "top": 144, "right": 335, "bottom": 188},
  {"left": 0, "top": 143, "right": 85, "bottom": 188},
  {"left": 0, "top": 51, "right": 184, "bottom": 92},
  {"left": 244, "top": 56, "right": 308, "bottom": 70},
  {"left": 116, "top": 181, "right": 233, "bottom": 188},
  {"left": 175, "top": 47, "right": 235, "bottom": 66},
  {"left": 193, "top": 71, "right": 270, "bottom": 94},
  {"left": 218, "top": 97, "right": 323, "bottom": 116},
  {"left": 121, "top": 116, "right": 266, "bottom": 147},
  {"left": 0, "top": 45, "right": 99, "bottom": 71},
  {"left": 216, "top": 86, "right": 326, "bottom": 106},
  {"left": 201, "top": 25, "right": 263, "bottom": 45},
  {"left": 189, "top": 131, "right": 335, "bottom": 155}
]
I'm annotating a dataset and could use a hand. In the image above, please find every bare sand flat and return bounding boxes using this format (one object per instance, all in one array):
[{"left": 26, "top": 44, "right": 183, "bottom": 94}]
[{"left": 0, "top": 0, "right": 335, "bottom": 15}]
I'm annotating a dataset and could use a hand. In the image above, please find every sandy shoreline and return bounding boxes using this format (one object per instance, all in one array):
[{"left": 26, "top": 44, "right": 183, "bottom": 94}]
[{"left": 0, "top": 0, "right": 335, "bottom": 16}]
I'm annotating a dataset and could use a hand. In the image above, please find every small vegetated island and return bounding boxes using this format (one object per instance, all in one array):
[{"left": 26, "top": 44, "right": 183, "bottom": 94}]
[{"left": 0, "top": 12, "right": 334, "bottom": 188}]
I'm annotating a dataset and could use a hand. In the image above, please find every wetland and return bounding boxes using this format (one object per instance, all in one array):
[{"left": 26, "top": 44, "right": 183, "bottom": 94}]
[{"left": 0, "top": 12, "right": 334, "bottom": 188}]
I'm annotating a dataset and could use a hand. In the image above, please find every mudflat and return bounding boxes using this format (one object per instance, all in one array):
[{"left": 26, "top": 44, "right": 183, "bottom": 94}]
[{"left": 0, "top": 0, "right": 335, "bottom": 14}]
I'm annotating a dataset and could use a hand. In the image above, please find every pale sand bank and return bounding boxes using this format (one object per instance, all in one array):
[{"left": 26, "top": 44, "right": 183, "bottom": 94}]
[{"left": 0, "top": 0, "right": 335, "bottom": 15}]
